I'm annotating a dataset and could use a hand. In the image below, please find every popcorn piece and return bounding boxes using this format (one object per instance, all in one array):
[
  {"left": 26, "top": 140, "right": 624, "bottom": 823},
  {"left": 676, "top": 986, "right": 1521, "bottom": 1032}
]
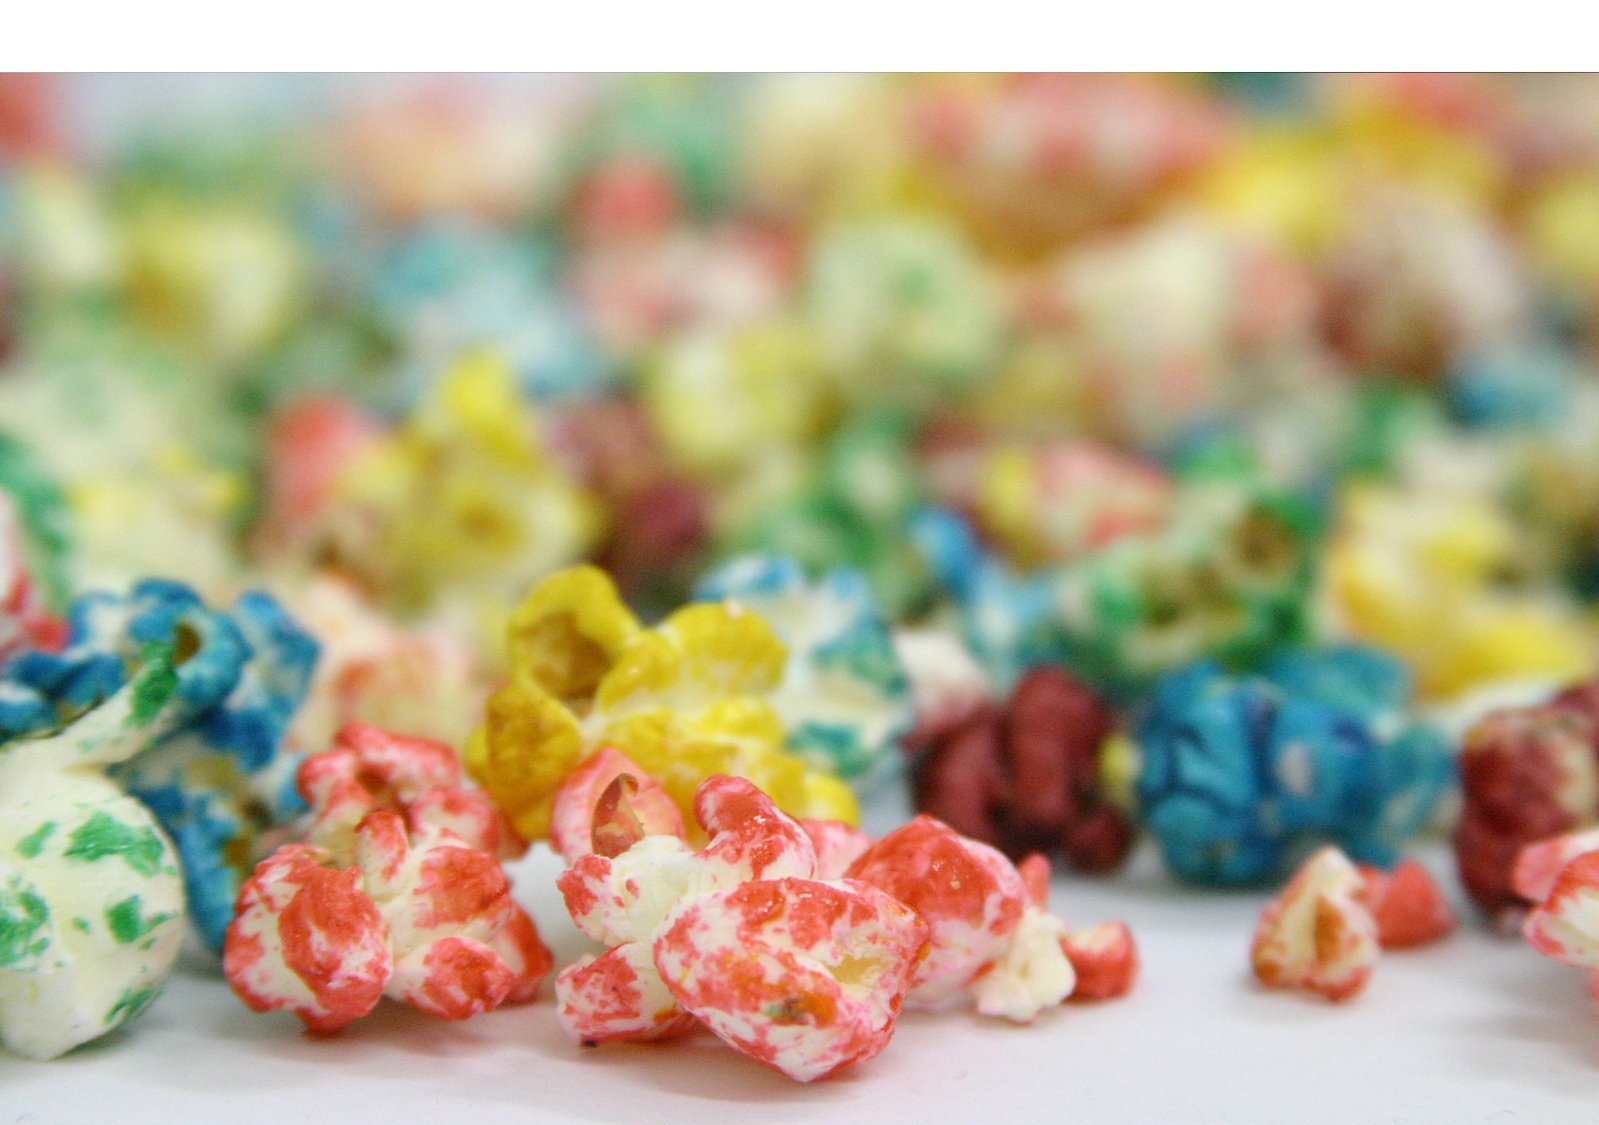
[
  {"left": 468, "top": 565, "right": 858, "bottom": 842},
  {"left": 1062, "top": 923, "right": 1139, "bottom": 1001},
  {"left": 1136, "top": 650, "right": 1452, "bottom": 885},
  {"left": 1251, "top": 847, "right": 1380, "bottom": 1002},
  {"left": 549, "top": 747, "right": 687, "bottom": 863},
  {"left": 1522, "top": 851, "right": 1599, "bottom": 978},
  {"left": 553, "top": 775, "right": 926, "bottom": 1081},
  {"left": 2, "top": 579, "right": 318, "bottom": 950},
  {"left": 694, "top": 554, "right": 913, "bottom": 782},
  {"left": 1514, "top": 827, "right": 1599, "bottom": 905},
  {"left": 1015, "top": 852, "right": 1138, "bottom": 1002},
  {"left": 1358, "top": 861, "right": 1456, "bottom": 949},
  {"left": 846, "top": 814, "right": 1076, "bottom": 1021},
  {"left": 800, "top": 819, "right": 872, "bottom": 881},
  {"left": 224, "top": 810, "right": 550, "bottom": 1032},
  {"left": 260, "top": 354, "right": 597, "bottom": 621},
  {"left": 910, "top": 483, "right": 1317, "bottom": 702},
  {"left": 1455, "top": 695, "right": 1599, "bottom": 921},
  {"left": 655, "top": 877, "right": 926, "bottom": 1082},
  {"left": 0, "top": 651, "right": 189, "bottom": 1059},
  {"left": 912, "top": 664, "right": 1132, "bottom": 873},
  {"left": 297, "top": 722, "right": 523, "bottom": 864}
]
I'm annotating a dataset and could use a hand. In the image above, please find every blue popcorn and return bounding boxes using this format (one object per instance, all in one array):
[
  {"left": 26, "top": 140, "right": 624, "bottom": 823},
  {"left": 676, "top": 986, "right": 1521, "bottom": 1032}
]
[
  {"left": 0, "top": 579, "right": 318, "bottom": 949},
  {"left": 694, "top": 554, "right": 913, "bottom": 783},
  {"left": 1133, "top": 648, "right": 1454, "bottom": 885}
]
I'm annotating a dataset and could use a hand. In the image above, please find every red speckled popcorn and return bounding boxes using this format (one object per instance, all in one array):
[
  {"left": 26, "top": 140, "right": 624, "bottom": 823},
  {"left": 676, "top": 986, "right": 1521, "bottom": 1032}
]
[
  {"left": 911, "top": 665, "right": 1132, "bottom": 873},
  {"left": 1017, "top": 852, "right": 1139, "bottom": 1002},
  {"left": 1514, "top": 826, "right": 1599, "bottom": 905},
  {"left": 549, "top": 746, "right": 687, "bottom": 863},
  {"left": 1454, "top": 698, "right": 1599, "bottom": 924},
  {"left": 1251, "top": 847, "right": 1379, "bottom": 1003},
  {"left": 655, "top": 877, "right": 926, "bottom": 1082},
  {"left": 799, "top": 819, "right": 873, "bottom": 880},
  {"left": 1063, "top": 924, "right": 1139, "bottom": 1001},
  {"left": 846, "top": 815, "right": 1078, "bottom": 1021},
  {"left": 1523, "top": 850, "right": 1599, "bottom": 1007},
  {"left": 224, "top": 811, "right": 552, "bottom": 1032},
  {"left": 553, "top": 775, "right": 928, "bottom": 1081},
  {"left": 298, "top": 722, "right": 524, "bottom": 863},
  {"left": 1358, "top": 861, "right": 1456, "bottom": 950}
]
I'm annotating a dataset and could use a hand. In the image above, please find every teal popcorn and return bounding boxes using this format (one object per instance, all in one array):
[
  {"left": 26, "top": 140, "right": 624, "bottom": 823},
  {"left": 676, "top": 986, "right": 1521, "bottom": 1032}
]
[
  {"left": 695, "top": 554, "right": 912, "bottom": 781},
  {"left": 371, "top": 220, "right": 618, "bottom": 405},
  {"left": 0, "top": 580, "right": 316, "bottom": 950},
  {"left": 1133, "top": 648, "right": 1453, "bottom": 885},
  {"left": 912, "top": 479, "right": 1317, "bottom": 700}
]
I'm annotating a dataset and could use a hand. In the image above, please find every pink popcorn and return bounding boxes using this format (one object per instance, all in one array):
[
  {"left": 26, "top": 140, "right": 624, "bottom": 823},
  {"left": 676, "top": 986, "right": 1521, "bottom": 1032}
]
[
  {"left": 553, "top": 775, "right": 928, "bottom": 1082},
  {"left": 1251, "top": 847, "right": 1379, "bottom": 1002},
  {"left": 298, "top": 722, "right": 524, "bottom": 863},
  {"left": 224, "top": 845, "right": 391, "bottom": 1033},
  {"left": 1357, "top": 861, "right": 1457, "bottom": 950},
  {"left": 846, "top": 815, "right": 1077, "bottom": 1021},
  {"left": 800, "top": 819, "right": 873, "bottom": 880},
  {"left": 549, "top": 747, "right": 686, "bottom": 863},
  {"left": 1017, "top": 852, "right": 1139, "bottom": 1002},
  {"left": 654, "top": 877, "right": 927, "bottom": 1082},
  {"left": 225, "top": 810, "right": 552, "bottom": 1032},
  {"left": 1523, "top": 851, "right": 1599, "bottom": 981},
  {"left": 1514, "top": 827, "right": 1599, "bottom": 906},
  {"left": 1062, "top": 923, "right": 1139, "bottom": 1001}
]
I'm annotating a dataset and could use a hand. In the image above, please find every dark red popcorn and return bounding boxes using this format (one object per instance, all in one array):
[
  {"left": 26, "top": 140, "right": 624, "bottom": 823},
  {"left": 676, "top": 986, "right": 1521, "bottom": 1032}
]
[
  {"left": 911, "top": 664, "right": 1132, "bottom": 872},
  {"left": 547, "top": 400, "right": 709, "bottom": 599},
  {"left": 1454, "top": 693, "right": 1599, "bottom": 925}
]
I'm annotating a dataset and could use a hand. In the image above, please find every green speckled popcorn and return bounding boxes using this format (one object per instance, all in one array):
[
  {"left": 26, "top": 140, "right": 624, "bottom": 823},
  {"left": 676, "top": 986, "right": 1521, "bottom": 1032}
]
[{"left": 0, "top": 655, "right": 187, "bottom": 1060}]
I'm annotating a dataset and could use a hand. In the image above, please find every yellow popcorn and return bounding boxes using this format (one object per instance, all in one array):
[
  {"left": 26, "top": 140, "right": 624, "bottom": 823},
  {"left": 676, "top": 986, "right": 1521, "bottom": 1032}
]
[
  {"left": 467, "top": 565, "right": 860, "bottom": 839},
  {"left": 331, "top": 352, "right": 597, "bottom": 619},
  {"left": 1325, "top": 481, "right": 1593, "bottom": 699}
]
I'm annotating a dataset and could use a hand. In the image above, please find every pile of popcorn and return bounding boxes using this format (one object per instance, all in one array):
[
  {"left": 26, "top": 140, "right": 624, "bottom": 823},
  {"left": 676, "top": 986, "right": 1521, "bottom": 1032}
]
[{"left": 9, "top": 72, "right": 1599, "bottom": 1076}]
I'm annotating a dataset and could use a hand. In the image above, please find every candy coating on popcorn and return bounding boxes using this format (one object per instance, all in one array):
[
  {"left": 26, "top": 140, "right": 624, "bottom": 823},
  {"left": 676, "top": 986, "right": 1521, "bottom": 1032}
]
[
  {"left": 260, "top": 354, "right": 596, "bottom": 621},
  {"left": 1523, "top": 850, "right": 1599, "bottom": 979},
  {"left": 912, "top": 480, "right": 1317, "bottom": 700},
  {"left": 846, "top": 814, "right": 1076, "bottom": 1021},
  {"left": 224, "top": 808, "right": 550, "bottom": 1032},
  {"left": 467, "top": 566, "right": 857, "bottom": 841},
  {"left": 1, "top": 648, "right": 190, "bottom": 1058},
  {"left": 695, "top": 554, "right": 913, "bottom": 781},
  {"left": 912, "top": 664, "right": 1131, "bottom": 872},
  {"left": 298, "top": 722, "right": 523, "bottom": 864},
  {"left": 1513, "top": 826, "right": 1599, "bottom": 906},
  {"left": 1251, "top": 847, "right": 1379, "bottom": 1002},
  {"left": 554, "top": 775, "right": 925, "bottom": 1081},
  {"left": 1136, "top": 651, "right": 1452, "bottom": 885},
  {"left": 1454, "top": 693, "right": 1599, "bottom": 921},
  {"left": 1357, "top": 861, "right": 1456, "bottom": 949},
  {"left": 2, "top": 579, "right": 317, "bottom": 950},
  {"left": 1062, "top": 923, "right": 1139, "bottom": 1001},
  {"left": 549, "top": 746, "right": 686, "bottom": 863}
]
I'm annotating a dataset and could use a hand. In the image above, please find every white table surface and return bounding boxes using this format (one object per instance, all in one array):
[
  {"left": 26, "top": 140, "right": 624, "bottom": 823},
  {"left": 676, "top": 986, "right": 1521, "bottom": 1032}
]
[{"left": 7, "top": 826, "right": 1597, "bottom": 1124}]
